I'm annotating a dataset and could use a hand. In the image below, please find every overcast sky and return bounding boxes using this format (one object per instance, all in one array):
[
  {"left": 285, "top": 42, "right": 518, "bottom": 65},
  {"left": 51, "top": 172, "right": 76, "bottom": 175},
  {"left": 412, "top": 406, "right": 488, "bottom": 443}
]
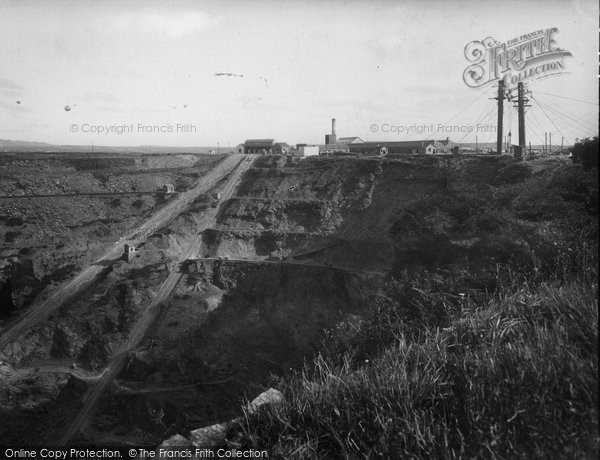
[{"left": 0, "top": 0, "right": 597, "bottom": 147}]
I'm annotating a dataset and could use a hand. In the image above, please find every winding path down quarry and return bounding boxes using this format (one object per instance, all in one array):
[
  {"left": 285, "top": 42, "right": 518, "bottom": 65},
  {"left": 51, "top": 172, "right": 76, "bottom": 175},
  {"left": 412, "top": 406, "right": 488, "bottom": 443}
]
[
  {"left": 0, "top": 154, "right": 249, "bottom": 352},
  {"left": 58, "top": 154, "right": 255, "bottom": 445}
]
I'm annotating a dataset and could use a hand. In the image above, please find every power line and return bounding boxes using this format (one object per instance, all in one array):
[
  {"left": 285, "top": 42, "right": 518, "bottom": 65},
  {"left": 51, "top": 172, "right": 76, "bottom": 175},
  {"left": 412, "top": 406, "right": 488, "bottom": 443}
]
[
  {"left": 532, "top": 93, "right": 598, "bottom": 135},
  {"left": 530, "top": 95, "right": 569, "bottom": 143},
  {"left": 534, "top": 92, "right": 598, "bottom": 126},
  {"left": 533, "top": 95, "right": 597, "bottom": 139},
  {"left": 525, "top": 110, "right": 549, "bottom": 147},
  {"left": 534, "top": 90, "right": 599, "bottom": 107},
  {"left": 472, "top": 104, "right": 498, "bottom": 144},
  {"left": 456, "top": 101, "right": 497, "bottom": 144},
  {"left": 459, "top": 100, "right": 496, "bottom": 143},
  {"left": 441, "top": 86, "right": 494, "bottom": 126},
  {"left": 540, "top": 104, "right": 597, "bottom": 138}
]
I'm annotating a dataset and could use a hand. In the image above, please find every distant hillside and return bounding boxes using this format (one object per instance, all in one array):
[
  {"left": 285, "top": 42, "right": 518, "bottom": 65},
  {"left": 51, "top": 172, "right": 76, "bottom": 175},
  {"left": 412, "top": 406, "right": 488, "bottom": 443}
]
[
  {"left": 0, "top": 139, "right": 232, "bottom": 154},
  {"left": 0, "top": 139, "right": 55, "bottom": 150}
]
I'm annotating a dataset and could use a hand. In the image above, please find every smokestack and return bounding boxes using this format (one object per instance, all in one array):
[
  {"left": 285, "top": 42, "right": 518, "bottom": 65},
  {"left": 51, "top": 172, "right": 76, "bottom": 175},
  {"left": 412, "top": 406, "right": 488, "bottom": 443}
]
[{"left": 332, "top": 118, "right": 336, "bottom": 135}]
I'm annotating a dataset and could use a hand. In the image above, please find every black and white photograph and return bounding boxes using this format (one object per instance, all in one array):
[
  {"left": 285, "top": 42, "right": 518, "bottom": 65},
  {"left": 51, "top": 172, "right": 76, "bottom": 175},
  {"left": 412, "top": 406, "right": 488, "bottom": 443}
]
[{"left": 0, "top": 0, "right": 598, "bottom": 458}]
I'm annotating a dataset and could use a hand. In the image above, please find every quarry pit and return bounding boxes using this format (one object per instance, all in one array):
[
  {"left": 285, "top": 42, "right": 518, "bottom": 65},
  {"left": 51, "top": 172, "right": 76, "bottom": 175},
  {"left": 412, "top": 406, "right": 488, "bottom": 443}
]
[{"left": 0, "top": 151, "right": 546, "bottom": 445}]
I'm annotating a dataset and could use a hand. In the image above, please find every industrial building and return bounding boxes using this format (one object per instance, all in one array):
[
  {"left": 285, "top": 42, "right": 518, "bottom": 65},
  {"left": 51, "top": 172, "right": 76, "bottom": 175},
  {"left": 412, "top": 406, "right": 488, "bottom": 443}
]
[
  {"left": 337, "top": 137, "right": 364, "bottom": 144},
  {"left": 242, "top": 139, "right": 292, "bottom": 155},
  {"left": 294, "top": 145, "right": 320, "bottom": 157},
  {"left": 321, "top": 119, "right": 364, "bottom": 154},
  {"left": 273, "top": 142, "right": 290, "bottom": 155},
  {"left": 427, "top": 138, "right": 460, "bottom": 154},
  {"left": 348, "top": 138, "right": 459, "bottom": 155},
  {"left": 243, "top": 139, "right": 275, "bottom": 154}
]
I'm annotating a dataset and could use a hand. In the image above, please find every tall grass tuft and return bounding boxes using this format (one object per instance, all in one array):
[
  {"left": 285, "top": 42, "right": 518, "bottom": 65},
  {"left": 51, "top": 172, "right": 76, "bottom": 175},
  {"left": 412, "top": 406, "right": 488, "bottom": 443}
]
[{"left": 240, "top": 277, "right": 598, "bottom": 458}]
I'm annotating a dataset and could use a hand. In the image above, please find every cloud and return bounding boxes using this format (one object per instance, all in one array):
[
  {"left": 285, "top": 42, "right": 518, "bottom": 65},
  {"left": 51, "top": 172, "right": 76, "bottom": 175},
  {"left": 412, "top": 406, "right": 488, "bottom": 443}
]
[
  {"left": 0, "top": 77, "right": 22, "bottom": 97},
  {"left": 0, "top": 78, "right": 28, "bottom": 112},
  {"left": 80, "top": 91, "right": 122, "bottom": 104},
  {"left": 0, "top": 100, "right": 32, "bottom": 113},
  {"left": 112, "top": 10, "right": 220, "bottom": 39},
  {"left": 0, "top": 77, "right": 21, "bottom": 91}
]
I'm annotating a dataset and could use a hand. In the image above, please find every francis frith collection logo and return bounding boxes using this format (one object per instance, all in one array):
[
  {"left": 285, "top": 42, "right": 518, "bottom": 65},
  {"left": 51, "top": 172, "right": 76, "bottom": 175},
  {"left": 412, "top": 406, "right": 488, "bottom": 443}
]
[{"left": 463, "top": 28, "right": 572, "bottom": 88}]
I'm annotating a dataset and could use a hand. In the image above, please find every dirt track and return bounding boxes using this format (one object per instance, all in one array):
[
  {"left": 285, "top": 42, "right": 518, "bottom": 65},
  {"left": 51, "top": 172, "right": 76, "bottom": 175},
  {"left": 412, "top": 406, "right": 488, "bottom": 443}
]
[
  {"left": 0, "top": 154, "right": 246, "bottom": 352},
  {"left": 58, "top": 154, "right": 255, "bottom": 445}
]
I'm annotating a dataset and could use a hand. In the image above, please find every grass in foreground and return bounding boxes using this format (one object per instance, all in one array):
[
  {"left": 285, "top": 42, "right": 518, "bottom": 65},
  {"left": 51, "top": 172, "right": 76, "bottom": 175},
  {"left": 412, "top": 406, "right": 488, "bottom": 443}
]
[{"left": 239, "top": 273, "right": 597, "bottom": 458}]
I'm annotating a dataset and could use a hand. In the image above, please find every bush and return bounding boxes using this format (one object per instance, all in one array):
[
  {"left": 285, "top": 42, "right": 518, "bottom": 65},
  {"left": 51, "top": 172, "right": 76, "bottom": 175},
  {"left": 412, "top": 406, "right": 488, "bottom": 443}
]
[{"left": 570, "top": 137, "right": 598, "bottom": 170}]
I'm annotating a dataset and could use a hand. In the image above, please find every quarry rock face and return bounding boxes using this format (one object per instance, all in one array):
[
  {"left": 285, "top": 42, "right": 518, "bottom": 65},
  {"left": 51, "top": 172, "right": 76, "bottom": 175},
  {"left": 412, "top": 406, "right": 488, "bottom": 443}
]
[{"left": 1, "top": 153, "right": 539, "bottom": 446}]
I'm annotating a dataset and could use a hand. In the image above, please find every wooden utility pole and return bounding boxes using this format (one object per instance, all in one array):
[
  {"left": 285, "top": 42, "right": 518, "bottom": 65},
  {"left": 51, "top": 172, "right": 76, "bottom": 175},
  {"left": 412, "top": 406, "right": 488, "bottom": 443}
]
[
  {"left": 496, "top": 80, "right": 505, "bottom": 155},
  {"left": 516, "top": 82, "right": 528, "bottom": 160},
  {"left": 549, "top": 132, "right": 552, "bottom": 154}
]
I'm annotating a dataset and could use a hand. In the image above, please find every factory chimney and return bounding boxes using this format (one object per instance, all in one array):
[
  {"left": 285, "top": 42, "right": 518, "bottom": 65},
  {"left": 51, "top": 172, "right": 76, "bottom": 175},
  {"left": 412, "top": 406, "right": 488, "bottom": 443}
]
[{"left": 325, "top": 118, "right": 337, "bottom": 145}]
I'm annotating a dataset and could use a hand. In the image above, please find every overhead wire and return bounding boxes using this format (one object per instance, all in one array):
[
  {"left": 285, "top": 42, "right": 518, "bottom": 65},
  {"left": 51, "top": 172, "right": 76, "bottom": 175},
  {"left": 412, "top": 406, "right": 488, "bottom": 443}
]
[
  {"left": 534, "top": 90, "right": 599, "bottom": 107},
  {"left": 532, "top": 95, "right": 597, "bottom": 140},
  {"left": 532, "top": 93, "right": 598, "bottom": 137}
]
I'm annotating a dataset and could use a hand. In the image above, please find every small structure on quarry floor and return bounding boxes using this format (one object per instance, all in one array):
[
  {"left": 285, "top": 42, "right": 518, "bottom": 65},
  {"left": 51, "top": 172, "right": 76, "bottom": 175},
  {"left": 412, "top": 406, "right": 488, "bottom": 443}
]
[
  {"left": 122, "top": 244, "right": 136, "bottom": 262},
  {"left": 162, "top": 184, "right": 175, "bottom": 194},
  {"left": 184, "top": 260, "right": 198, "bottom": 273},
  {"left": 210, "top": 192, "right": 221, "bottom": 208}
]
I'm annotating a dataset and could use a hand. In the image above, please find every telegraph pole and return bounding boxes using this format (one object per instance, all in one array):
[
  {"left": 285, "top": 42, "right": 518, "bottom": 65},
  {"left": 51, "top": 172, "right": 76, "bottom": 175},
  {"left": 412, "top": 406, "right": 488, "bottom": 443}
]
[
  {"left": 516, "top": 82, "right": 528, "bottom": 159},
  {"left": 512, "top": 82, "right": 530, "bottom": 160},
  {"left": 549, "top": 132, "right": 552, "bottom": 154},
  {"left": 496, "top": 80, "right": 505, "bottom": 155}
]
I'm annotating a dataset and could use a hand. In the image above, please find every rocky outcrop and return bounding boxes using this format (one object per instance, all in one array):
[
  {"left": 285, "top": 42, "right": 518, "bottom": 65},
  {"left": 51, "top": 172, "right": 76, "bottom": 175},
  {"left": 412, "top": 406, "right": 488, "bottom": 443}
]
[{"left": 157, "top": 388, "right": 283, "bottom": 454}]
